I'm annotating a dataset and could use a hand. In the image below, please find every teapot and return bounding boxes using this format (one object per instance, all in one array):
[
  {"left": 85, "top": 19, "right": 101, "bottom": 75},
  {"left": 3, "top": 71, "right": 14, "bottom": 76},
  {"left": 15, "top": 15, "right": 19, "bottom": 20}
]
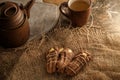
[{"left": 0, "top": 0, "right": 35, "bottom": 48}]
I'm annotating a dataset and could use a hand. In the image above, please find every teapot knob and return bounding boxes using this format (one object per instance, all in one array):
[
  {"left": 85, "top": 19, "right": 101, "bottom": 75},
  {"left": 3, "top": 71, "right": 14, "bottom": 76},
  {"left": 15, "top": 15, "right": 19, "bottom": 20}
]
[{"left": 24, "top": 0, "right": 35, "bottom": 18}]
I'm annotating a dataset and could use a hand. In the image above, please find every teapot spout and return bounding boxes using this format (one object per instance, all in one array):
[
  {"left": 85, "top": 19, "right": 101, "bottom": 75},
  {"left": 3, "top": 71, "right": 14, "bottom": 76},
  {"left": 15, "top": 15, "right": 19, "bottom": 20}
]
[{"left": 24, "top": 0, "right": 35, "bottom": 18}]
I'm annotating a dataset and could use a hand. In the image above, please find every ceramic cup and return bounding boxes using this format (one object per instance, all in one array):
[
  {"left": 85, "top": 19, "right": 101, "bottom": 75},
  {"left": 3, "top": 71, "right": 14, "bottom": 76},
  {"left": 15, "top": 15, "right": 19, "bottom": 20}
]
[{"left": 59, "top": 0, "right": 92, "bottom": 27}]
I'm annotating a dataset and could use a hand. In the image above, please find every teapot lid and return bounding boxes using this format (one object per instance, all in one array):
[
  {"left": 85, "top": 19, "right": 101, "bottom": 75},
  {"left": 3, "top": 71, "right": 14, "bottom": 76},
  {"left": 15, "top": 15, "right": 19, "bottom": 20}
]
[
  {"left": 0, "top": 1, "right": 25, "bottom": 30},
  {"left": 0, "top": 2, "right": 19, "bottom": 18}
]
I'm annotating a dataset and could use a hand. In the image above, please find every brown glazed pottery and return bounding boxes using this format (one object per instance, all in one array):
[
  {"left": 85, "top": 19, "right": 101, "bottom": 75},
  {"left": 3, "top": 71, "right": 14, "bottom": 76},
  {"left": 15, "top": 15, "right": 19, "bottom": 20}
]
[
  {"left": 59, "top": 0, "right": 92, "bottom": 27},
  {"left": 0, "top": 2, "right": 24, "bottom": 29},
  {"left": 0, "top": 0, "right": 35, "bottom": 48}
]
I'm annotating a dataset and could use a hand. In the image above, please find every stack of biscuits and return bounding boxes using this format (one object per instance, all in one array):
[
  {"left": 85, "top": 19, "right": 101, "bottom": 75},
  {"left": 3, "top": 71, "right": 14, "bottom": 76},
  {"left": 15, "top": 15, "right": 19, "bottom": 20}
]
[{"left": 46, "top": 47, "right": 92, "bottom": 76}]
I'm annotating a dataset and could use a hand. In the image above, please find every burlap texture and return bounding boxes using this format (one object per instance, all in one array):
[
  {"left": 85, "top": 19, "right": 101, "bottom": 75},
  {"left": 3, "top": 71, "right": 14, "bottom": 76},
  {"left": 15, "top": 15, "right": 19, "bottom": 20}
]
[{"left": 0, "top": 0, "right": 120, "bottom": 80}]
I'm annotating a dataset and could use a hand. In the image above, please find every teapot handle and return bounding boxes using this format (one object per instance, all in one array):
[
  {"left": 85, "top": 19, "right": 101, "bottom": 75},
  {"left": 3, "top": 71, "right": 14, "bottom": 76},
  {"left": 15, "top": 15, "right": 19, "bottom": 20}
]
[{"left": 24, "top": 0, "right": 35, "bottom": 18}]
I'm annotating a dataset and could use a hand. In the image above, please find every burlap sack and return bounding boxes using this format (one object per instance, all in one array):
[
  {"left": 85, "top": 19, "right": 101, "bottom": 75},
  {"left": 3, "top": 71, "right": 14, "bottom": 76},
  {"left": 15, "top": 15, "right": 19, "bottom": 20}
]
[{"left": 0, "top": 0, "right": 120, "bottom": 80}]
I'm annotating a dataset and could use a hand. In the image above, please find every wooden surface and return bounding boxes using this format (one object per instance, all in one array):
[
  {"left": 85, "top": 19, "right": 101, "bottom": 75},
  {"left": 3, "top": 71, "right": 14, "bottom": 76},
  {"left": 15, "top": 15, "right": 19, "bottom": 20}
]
[{"left": 43, "top": 0, "right": 68, "bottom": 5}]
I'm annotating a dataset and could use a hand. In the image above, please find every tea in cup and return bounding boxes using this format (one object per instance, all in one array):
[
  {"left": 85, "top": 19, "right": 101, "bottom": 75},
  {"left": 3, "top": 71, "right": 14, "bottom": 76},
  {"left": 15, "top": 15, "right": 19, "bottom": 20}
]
[{"left": 59, "top": 0, "right": 92, "bottom": 27}]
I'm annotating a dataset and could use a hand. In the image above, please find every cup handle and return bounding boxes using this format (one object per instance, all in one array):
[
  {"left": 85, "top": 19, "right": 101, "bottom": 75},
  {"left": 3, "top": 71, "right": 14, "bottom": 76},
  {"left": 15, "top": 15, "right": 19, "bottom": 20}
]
[{"left": 59, "top": 2, "right": 70, "bottom": 18}]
